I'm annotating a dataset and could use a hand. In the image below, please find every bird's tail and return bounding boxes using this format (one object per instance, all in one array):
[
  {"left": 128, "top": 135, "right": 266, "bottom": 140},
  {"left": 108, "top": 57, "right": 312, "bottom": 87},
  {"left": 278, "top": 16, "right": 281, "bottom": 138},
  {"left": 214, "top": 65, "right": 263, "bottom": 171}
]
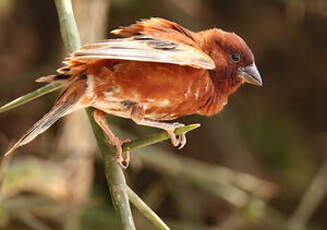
[
  {"left": 4, "top": 77, "right": 87, "bottom": 156},
  {"left": 36, "top": 73, "right": 71, "bottom": 83}
]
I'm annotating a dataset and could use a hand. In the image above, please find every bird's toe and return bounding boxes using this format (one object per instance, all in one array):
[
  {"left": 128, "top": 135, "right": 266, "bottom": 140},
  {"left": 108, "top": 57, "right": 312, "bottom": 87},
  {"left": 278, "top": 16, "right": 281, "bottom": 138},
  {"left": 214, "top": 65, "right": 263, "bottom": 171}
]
[{"left": 178, "top": 133, "right": 187, "bottom": 149}]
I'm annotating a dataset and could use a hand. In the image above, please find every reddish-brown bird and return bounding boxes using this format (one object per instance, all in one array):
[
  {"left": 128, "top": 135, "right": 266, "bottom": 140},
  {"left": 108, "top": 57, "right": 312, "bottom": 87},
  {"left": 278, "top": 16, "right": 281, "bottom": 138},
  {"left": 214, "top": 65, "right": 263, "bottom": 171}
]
[{"left": 5, "top": 18, "right": 262, "bottom": 167}]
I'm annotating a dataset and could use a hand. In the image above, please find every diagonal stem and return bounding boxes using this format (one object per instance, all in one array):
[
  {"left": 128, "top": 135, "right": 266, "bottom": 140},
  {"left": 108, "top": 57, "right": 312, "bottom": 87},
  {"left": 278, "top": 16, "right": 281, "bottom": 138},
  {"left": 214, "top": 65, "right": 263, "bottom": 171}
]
[
  {"left": 53, "top": 0, "right": 135, "bottom": 229},
  {"left": 0, "top": 83, "right": 63, "bottom": 114},
  {"left": 122, "top": 124, "right": 200, "bottom": 153},
  {"left": 86, "top": 109, "right": 135, "bottom": 230},
  {"left": 127, "top": 186, "right": 170, "bottom": 230}
]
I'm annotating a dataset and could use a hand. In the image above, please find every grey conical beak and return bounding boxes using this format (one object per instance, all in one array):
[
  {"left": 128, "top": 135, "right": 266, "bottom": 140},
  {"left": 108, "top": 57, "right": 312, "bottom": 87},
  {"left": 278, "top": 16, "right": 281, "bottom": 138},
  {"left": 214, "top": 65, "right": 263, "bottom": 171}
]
[{"left": 239, "top": 63, "right": 263, "bottom": 86}]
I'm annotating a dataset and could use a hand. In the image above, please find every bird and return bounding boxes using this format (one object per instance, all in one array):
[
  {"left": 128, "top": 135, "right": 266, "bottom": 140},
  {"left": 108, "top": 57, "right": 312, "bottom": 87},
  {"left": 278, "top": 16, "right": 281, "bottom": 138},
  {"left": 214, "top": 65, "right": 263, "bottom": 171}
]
[{"left": 4, "top": 18, "right": 262, "bottom": 168}]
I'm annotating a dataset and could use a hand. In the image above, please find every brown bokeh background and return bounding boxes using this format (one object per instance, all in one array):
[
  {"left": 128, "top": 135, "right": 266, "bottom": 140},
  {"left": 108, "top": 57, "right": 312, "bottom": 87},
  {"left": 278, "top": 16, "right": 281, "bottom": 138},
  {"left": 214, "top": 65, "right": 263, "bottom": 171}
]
[{"left": 1, "top": 0, "right": 327, "bottom": 229}]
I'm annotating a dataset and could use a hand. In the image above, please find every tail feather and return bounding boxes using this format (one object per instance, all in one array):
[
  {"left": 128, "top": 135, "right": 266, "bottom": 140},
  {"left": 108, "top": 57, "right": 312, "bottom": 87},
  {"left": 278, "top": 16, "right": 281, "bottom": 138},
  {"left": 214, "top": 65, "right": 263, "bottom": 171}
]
[
  {"left": 5, "top": 104, "right": 72, "bottom": 156},
  {"left": 36, "top": 74, "right": 71, "bottom": 83},
  {"left": 5, "top": 77, "right": 87, "bottom": 156}
]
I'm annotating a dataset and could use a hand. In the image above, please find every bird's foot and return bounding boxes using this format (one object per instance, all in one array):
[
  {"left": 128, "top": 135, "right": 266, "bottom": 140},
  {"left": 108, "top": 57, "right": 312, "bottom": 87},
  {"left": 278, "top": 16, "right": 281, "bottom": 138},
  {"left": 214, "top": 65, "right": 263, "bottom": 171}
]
[
  {"left": 130, "top": 105, "right": 187, "bottom": 149},
  {"left": 166, "top": 122, "right": 187, "bottom": 149},
  {"left": 93, "top": 109, "right": 131, "bottom": 169},
  {"left": 110, "top": 137, "right": 131, "bottom": 169}
]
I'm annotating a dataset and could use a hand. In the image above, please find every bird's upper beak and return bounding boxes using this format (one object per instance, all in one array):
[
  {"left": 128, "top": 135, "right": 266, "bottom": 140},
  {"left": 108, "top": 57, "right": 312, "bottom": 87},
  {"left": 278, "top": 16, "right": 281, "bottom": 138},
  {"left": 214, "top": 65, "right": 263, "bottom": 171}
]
[{"left": 239, "top": 63, "right": 263, "bottom": 86}]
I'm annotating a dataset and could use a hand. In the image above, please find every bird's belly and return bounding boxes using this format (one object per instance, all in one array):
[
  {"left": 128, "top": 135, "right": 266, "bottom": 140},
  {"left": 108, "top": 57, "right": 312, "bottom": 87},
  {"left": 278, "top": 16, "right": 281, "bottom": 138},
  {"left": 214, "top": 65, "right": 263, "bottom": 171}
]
[
  {"left": 85, "top": 62, "right": 215, "bottom": 120},
  {"left": 92, "top": 100, "right": 131, "bottom": 119},
  {"left": 92, "top": 98, "right": 183, "bottom": 121},
  {"left": 89, "top": 86, "right": 214, "bottom": 121}
]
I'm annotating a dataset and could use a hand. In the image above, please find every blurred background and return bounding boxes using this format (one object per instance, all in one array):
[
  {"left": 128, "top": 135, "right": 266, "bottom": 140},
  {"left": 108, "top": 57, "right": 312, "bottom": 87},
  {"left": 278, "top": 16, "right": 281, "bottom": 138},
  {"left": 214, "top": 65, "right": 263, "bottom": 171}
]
[{"left": 1, "top": 0, "right": 327, "bottom": 229}]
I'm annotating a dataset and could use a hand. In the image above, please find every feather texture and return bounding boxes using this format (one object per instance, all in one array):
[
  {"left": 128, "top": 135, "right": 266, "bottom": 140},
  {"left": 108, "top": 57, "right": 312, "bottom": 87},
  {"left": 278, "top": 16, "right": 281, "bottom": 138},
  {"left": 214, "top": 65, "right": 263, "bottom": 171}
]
[
  {"left": 111, "top": 17, "right": 198, "bottom": 48},
  {"left": 71, "top": 36, "right": 215, "bottom": 70},
  {"left": 5, "top": 77, "right": 87, "bottom": 156}
]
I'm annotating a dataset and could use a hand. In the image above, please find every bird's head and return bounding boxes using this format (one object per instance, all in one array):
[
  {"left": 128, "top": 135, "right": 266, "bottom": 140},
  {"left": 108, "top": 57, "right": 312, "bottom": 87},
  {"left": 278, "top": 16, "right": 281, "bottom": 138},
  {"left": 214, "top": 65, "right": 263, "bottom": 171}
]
[{"left": 198, "top": 29, "right": 262, "bottom": 88}]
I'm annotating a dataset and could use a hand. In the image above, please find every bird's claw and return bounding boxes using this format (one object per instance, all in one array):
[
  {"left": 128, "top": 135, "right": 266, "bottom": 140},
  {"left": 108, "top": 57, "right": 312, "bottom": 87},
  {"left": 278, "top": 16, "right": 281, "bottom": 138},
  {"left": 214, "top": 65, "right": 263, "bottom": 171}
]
[
  {"left": 177, "top": 133, "right": 187, "bottom": 149},
  {"left": 108, "top": 137, "right": 131, "bottom": 169},
  {"left": 167, "top": 122, "right": 187, "bottom": 149},
  {"left": 117, "top": 150, "right": 130, "bottom": 169}
]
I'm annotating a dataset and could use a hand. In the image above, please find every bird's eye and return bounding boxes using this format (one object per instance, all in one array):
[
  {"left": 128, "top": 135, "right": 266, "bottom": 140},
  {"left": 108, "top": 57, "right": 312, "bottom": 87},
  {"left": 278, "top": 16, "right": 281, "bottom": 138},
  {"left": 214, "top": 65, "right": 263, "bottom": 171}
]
[{"left": 231, "top": 53, "right": 240, "bottom": 63}]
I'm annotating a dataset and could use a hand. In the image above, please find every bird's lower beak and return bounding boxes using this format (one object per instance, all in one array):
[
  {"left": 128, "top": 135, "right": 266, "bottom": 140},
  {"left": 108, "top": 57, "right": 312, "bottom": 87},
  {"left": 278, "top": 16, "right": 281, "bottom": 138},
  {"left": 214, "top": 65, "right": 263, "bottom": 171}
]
[{"left": 239, "top": 63, "right": 263, "bottom": 86}]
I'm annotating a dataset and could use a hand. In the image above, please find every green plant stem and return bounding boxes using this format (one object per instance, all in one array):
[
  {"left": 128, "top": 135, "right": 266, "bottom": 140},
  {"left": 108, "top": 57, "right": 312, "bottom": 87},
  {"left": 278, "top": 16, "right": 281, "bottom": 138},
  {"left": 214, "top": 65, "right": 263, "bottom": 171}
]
[
  {"left": 127, "top": 186, "right": 170, "bottom": 230},
  {"left": 86, "top": 109, "right": 135, "bottom": 230},
  {"left": 0, "top": 83, "right": 63, "bottom": 114},
  {"left": 53, "top": 1, "right": 135, "bottom": 229},
  {"left": 122, "top": 124, "right": 200, "bottom": 153},
  {"left": 54, "top": 0, "right": 80, "bottom": 53}
]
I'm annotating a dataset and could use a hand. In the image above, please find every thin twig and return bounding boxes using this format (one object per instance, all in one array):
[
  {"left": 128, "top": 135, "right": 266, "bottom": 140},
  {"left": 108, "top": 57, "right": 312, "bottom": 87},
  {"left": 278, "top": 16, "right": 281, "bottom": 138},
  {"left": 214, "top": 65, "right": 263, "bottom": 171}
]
[
  {"left": 0, "top": 83, "right": 63, "bottom": 114},
  {"left": 127, "top": 186, "right": 171, "bottom": 230},
  {"left": 122, "top": 124, "right": 200, "bottom": 153}
]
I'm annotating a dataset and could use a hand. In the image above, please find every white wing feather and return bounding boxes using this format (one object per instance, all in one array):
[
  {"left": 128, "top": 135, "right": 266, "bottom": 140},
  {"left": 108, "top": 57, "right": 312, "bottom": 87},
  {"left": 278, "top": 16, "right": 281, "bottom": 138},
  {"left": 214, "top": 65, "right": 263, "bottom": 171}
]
[{"left": 71, "top": 36, "right": 215, "bottom": 70}]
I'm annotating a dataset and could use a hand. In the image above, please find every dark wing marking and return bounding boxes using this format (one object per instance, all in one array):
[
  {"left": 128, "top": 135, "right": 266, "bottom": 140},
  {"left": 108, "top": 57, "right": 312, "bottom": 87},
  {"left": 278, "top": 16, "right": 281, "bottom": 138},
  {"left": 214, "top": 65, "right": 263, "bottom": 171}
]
[{"left": 111, "top": 17, "right": 198, "bottom": 48}]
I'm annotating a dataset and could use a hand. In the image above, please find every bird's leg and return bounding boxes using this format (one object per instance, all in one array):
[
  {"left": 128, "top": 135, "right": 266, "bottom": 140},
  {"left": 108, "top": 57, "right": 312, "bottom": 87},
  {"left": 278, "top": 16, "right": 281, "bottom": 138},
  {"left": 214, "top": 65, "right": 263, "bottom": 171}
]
[
  {"left": 131, "top": 104, "right": 187, "bottom": 149},
  {"left": 93, "top": 109, "right": 130, "bottom": 169}
]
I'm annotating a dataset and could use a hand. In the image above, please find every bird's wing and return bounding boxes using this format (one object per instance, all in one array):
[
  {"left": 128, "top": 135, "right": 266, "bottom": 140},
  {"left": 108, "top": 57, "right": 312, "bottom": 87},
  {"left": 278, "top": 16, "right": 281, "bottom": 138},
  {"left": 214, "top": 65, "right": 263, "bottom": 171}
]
[
  {"left": 71, "top": 36, "right": 215, "bottom": 70},
  {"left": 111, "top": 17, "right": 199, "bottom": 49}
]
